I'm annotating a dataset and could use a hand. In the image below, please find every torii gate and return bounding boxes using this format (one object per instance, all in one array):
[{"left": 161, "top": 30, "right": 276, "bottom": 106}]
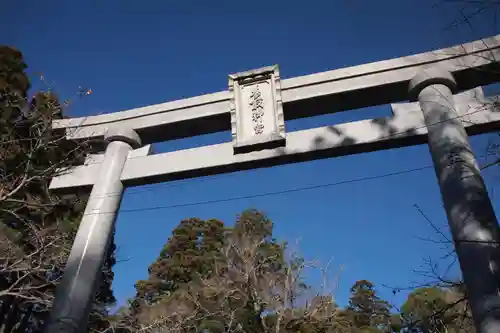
[{"left": 45, "top": 35, "right": 500, "bottom": 333}]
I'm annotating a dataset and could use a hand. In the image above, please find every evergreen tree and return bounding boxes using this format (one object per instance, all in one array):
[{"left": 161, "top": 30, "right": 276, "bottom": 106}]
[
  {"left": 129, "top": 216, "right": 227, "bottom": 331},
  {"left": 123, "top": 210, "right": 298, "bottom": 333},
  {"left": 397, "top": 286, "right": 474, "bottom": 333},
  {"left": 0, "top": 45, "right": 116, "bottom": 332},
  {"left": 346, "top": 280, "right": 392, "bottom": 333},
  {"left": 133, "top": 217, "right": 226, "bottom": 308}
]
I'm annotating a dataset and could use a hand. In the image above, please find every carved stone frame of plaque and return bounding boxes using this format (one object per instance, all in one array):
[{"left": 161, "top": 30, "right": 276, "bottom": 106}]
[{"left": 229, "top": 65, "right": 286, "bottom": 154}]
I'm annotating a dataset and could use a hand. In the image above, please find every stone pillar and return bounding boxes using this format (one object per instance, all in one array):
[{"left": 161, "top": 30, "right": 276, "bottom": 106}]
[
  {"left": 409, "top": 68, "right": 500, "bottom": 333},
  {"left": 44, "top": 128, "right": 141, "bottom": 333}
]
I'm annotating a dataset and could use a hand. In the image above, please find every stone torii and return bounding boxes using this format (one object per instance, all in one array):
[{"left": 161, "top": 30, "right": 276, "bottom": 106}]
[{"left": 45, "top": 35, "right": 500, "bottom": 333}]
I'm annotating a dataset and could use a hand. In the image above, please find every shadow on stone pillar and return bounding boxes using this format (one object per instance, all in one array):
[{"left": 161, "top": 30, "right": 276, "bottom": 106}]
[
  {"left": 44, "top": 128, "right": 141, "bottom": 333},
  {"left": 410, "top": 67, "right": 500, "bottom": 333}
]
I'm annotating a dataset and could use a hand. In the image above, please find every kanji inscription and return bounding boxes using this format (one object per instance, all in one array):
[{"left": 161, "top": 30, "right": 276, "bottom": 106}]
[{"left": 228, "top": 65, "right": 285, "bottom": 153}]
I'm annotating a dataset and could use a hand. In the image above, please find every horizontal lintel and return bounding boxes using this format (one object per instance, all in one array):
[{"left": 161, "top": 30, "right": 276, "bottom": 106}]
[
  {"left": 53, "top": 35, "right": 500, "bottom": 144},
  {"left": 49, "top": 144, "right": 153, "bottom": 190},
  {"left": 49, "top": 89, "right": 500, "bottom": 190}
]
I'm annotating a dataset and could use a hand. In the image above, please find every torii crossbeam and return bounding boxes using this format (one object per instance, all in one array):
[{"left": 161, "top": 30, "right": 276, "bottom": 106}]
[{"left": 46, "top": 36, "right": 500, "bottom": 333}]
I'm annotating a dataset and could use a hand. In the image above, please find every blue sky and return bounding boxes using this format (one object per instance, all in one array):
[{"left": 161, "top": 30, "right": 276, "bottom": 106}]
[{"left": 2, "top": 0, "right": 500, "bottom": 311}]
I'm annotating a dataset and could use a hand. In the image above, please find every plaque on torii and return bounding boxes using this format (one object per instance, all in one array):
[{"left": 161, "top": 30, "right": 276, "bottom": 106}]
[{"left": 229, "top": 65, "right": 286, "bottom": 153}]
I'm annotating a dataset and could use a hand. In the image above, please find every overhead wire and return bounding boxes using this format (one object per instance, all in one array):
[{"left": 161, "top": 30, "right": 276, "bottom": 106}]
[{"left": 117, "top": 165, "right": 434, "bottom": 214}]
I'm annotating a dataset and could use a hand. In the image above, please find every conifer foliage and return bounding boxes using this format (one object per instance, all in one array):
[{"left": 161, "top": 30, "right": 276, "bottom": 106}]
[
  {"left": 108, "top": 209, "right": 476, "bottom": 333},
  {"left": 0, "top": 45, "right": 116, "bottom": 332}
]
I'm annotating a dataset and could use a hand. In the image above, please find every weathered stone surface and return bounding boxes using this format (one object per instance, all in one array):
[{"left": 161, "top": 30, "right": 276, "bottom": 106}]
[
  {"left": 52, "top": 35, "right": 500, "bottom": 143},
  {"left": 229, "top": 65, "right": 285, "bottom": 153},
  {"left": 50, "top": 89, "right": 500, "bottom": 190},
  {"left": 410, "top": 68, "right": 500, "bottom": 333}
]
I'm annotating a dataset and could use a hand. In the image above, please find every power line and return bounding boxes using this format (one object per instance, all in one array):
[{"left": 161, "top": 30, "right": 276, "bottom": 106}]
[{"left": 115, "top": 165, "right": 433, "bottom": 214}]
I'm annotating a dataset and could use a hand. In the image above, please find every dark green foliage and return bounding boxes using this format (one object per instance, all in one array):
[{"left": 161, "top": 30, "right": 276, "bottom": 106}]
[
  {"left": 345, "top": 280, "right": 392, "bottom": 332},
  {"left": 401, "top": 287, "right": 450, "bottom": 332},
  {"left": 111, "top": 209, "right": 476, "bottom": 333},
  {"left": 0, "top": 45, "right": 116, "bottom": 332},
  {"left": 395, "top": 286, "right": 474, "bottom": 333},
  {"left": 119, "top": 210, "right": 291, "bottom": 332},
  {"left": 0, "top": 46, "right": 30, "bottom": 97},
  {"left": 134, "top": 217, "right": 226, "bottom": 308}
]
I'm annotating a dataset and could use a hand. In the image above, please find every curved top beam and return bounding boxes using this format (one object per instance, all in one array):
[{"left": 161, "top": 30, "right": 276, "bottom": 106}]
[{"left": 53, "top": 35, "right": 500, "bottom": 144}]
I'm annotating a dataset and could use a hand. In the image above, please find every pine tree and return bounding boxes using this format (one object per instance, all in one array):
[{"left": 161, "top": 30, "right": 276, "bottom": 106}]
[
  {"left": 132, "top": 217, "right": 227, "bottom": 314},
  {"left": 124, "top": 210, "right": 294, "bottom": 333},
  {"left": 346, "top": 280, "right": 392, "bottom": 333},
  {"left": 0, "top": 45, "right": 116, "bottom": 332}
]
